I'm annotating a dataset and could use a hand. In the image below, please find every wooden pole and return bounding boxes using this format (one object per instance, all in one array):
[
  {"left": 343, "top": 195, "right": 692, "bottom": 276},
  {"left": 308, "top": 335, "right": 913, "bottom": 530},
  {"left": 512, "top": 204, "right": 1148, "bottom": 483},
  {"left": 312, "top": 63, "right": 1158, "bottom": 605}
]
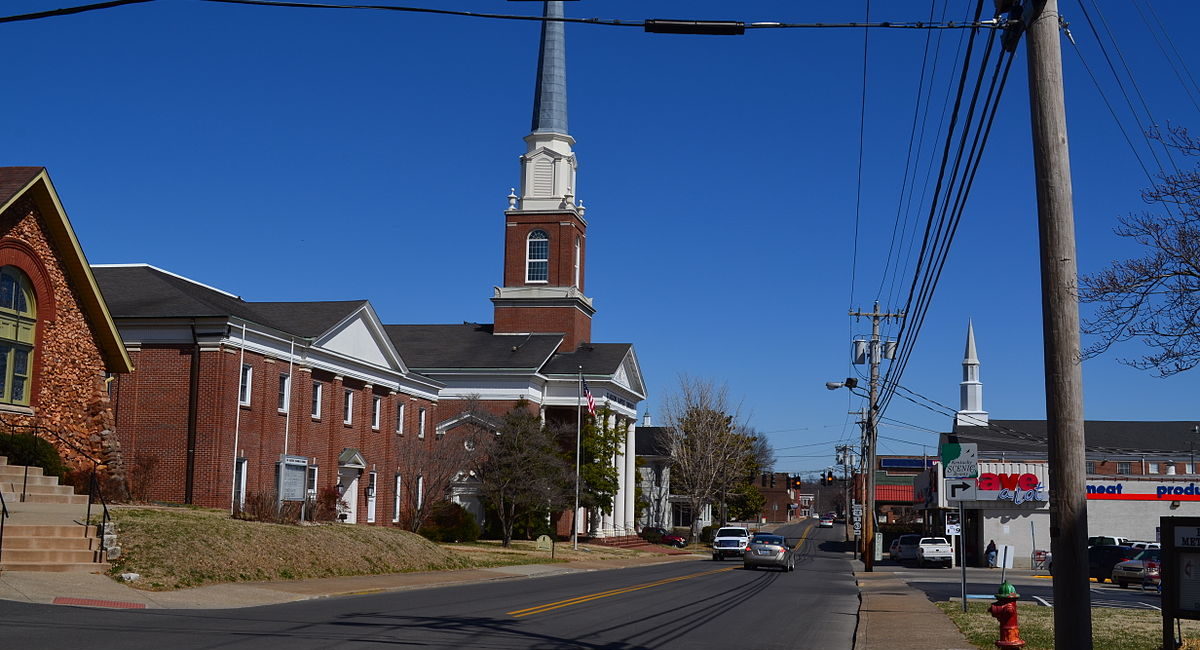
[{"left": 1026, "top": 1, "right": 1091, "bottom": 646}]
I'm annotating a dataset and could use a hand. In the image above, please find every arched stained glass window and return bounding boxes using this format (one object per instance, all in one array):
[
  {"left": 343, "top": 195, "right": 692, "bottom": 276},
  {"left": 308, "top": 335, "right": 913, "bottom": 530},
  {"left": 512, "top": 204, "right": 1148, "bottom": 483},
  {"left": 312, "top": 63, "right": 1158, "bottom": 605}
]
[
  {"left": 0, "top": 266, "right": 36, "bottom": 406},
  {"left": 526, "top": 229, "right": 549, "bottom": 283}
]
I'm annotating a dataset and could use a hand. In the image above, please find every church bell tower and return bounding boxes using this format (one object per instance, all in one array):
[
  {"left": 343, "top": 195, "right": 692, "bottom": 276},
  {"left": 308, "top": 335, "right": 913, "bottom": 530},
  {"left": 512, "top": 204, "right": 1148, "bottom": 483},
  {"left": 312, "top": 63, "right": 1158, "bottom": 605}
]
[{"left": 492, "top": 0, "right": 593, "bottom": 351}]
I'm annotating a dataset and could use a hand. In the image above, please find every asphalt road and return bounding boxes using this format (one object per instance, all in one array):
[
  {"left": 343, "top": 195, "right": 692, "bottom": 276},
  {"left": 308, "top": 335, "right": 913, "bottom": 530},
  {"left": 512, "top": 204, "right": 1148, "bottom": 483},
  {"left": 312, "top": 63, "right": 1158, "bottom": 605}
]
[{"left": 0, "top": 520, "right": 858, "bottom": 649}]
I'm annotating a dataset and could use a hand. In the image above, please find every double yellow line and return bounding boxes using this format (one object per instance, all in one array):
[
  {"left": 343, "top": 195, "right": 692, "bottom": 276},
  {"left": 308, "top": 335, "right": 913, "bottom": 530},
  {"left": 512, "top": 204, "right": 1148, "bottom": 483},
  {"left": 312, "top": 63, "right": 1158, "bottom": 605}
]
[{"left": 506, "top": 566, "right": 735, "bottom": 618}]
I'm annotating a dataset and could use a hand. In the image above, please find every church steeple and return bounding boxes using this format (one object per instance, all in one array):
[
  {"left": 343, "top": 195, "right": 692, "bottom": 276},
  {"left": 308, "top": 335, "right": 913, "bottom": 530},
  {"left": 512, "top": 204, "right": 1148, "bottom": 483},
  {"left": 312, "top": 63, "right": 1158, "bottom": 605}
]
[
  {"left": 493, "top": 1, "right": 593, "bottom": 352},
  {"left": 956, "top": 320, "right": 988, "bottom": 427}
]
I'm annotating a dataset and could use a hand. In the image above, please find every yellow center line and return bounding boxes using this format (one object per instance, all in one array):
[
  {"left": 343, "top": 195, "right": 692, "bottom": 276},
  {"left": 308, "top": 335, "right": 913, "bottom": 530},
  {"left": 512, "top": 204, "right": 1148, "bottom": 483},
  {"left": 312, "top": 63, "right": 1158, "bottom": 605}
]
[{"left": 507, "top": 567, "right": 736, "bottom": 618}]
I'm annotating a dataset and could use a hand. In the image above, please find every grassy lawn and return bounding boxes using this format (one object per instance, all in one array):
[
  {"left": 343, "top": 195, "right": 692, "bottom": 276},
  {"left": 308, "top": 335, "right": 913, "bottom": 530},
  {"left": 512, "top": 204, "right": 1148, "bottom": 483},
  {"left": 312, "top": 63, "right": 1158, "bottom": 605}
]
[
  {"left": 937, "top": 601, "right": 1200, "bottom": 649},
  {"left": 107, "top": 506, "right": 657, "bottom": 591}
]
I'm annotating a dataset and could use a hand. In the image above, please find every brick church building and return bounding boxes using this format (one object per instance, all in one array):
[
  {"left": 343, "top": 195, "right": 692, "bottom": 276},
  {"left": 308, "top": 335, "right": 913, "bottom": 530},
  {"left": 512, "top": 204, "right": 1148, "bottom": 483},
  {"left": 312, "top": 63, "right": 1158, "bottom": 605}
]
[{"left": 95, "top": 1, "right": 646, "bottom": 536}]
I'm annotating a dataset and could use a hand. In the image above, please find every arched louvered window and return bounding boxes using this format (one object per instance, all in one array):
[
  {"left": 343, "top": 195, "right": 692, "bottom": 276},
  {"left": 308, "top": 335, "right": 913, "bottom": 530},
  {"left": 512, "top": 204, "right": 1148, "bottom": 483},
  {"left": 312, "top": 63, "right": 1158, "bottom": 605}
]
[
  {"left": 526, "top": 229, "right": 549, "bottom": 283},
  {"left": 0, "top": 266, "right": 35, "bottom": 406}
]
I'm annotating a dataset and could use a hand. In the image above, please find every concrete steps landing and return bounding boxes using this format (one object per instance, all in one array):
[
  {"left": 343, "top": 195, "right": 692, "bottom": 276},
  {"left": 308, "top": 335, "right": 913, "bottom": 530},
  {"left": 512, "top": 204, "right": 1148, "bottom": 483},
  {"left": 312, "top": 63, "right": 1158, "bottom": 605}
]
[{"left": 0, "top": 455, "right": 108, "bottom": 573}]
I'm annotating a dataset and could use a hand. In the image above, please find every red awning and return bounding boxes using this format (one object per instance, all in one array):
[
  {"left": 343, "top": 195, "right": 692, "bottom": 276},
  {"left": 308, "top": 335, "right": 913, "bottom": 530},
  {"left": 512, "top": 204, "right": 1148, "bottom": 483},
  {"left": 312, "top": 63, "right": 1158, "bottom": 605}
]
[{"left": 875, "top": 484, "right": 915, "bottom": 503}]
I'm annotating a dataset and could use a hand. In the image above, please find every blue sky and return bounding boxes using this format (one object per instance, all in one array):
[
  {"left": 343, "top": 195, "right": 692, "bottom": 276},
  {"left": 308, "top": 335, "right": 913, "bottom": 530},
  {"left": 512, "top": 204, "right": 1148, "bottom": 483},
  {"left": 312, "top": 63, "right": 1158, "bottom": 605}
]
[{"left": 6, "top": 1, "right": 1199, "bottom": 475}]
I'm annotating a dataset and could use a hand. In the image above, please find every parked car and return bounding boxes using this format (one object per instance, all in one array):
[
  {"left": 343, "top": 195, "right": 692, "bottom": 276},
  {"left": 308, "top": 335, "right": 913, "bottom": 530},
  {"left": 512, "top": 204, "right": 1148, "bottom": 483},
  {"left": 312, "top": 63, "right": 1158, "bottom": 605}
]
[
  {"left": 818, "top": 517, "right": 834, "bottom": 528},
  {"left": 712, "top": 526, "right": 751, "bottom": 561},
  {"left": 1112, "top": 549, "right": 1162, "bottom": 588},
  {"left": 1089, "top": 545, "right": 1138, "bottom": 583},
  {"left": 917, "top": 537, "right": 954, "bottom": 568},
  {"left": 888, "top": 538, "right": 902, "bottom": 560},
  {"left": 1088, "top": 535, "right": 1130, "bottom": 547},
  {"left": 640, "top": 526, "right": 686, "bottom": 548},
  {"left": 893, "top": 534, "right": 922, "bottom": 562},
  {"left": 743, "top": 533, "right": 795, "bottom": 572},
  {"left": 1129, "top": 541, "right": 1161, "bottom": 551}
]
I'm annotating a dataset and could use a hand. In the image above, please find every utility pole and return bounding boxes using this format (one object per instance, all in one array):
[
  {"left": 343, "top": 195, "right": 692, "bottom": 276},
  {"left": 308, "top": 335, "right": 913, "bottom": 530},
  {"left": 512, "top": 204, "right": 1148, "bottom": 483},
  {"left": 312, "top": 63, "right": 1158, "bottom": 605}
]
[
  {"left": 850, "top": 301, "right": 904, "bottom": 572},
  {"left": 1025, "top": 1, "right": 1091, "bottom": 647},
  {"left": 837, "top": 442, "right": 856, "bottom": 543}
]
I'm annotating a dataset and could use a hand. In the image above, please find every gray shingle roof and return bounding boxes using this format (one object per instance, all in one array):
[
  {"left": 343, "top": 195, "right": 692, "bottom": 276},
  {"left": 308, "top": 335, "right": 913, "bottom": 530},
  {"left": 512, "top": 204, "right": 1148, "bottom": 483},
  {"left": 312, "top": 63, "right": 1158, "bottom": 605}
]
[
  {"left": 952, "top": 419, "right": 1200, "bottom": 455},
  {"left": 542, "top": 343, "right": 633, "bottom": 376},
  {"left": 636, "top": 426, "right": 671, "bottom": 456},
  {"left": 385, "top": 324, "right": 563, "bottom": 370},
  {"left": 0, "top": 167, "right": 43, "bottom": 206},
  {"left": 93, "top": 265, "right": 365, "bottom": 338}
]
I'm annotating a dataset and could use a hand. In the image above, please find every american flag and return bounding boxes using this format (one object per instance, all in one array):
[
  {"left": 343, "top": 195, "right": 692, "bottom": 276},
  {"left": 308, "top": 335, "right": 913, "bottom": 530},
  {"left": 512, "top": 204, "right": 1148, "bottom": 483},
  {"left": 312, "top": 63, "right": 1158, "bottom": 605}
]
[{"left": 582, "top": 380, "right": 596, "bottom": 416}]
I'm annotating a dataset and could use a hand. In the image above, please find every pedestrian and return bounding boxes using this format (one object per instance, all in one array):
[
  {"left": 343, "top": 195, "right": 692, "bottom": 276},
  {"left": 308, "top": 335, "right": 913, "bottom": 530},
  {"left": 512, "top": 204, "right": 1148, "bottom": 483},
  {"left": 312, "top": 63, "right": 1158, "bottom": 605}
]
[{"left": 986, "top": 540, "right": 998, "bottom": 568}]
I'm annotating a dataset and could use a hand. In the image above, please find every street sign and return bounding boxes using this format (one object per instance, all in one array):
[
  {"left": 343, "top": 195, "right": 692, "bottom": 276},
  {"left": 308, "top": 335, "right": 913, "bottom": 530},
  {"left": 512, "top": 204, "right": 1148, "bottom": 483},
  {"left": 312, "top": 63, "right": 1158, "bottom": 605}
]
[
  {"left": 946, "top": 523, "right": 961, "bottom": 536},
  {"left": 945, "top": 478, "right": 977, "bottom": 502},
  {"left": 941, "top": 442, "right": 979, "bottom": 479},
  {"left": 852, "top": 504, "right": 864, "bottom": 517}
]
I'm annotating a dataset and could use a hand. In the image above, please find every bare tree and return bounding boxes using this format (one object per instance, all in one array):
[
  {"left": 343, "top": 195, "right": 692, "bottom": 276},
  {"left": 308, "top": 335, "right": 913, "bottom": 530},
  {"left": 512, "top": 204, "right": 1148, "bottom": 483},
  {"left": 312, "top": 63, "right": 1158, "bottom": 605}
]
[
  {"left": 396, "top": 399, "right": 494, "bottom": 532},
  {"left": 1081, "top": 125, "right": 1200, "bottom": 375},
  {"left": 662, "top": 376, "right": 755, "bottom": 539}
]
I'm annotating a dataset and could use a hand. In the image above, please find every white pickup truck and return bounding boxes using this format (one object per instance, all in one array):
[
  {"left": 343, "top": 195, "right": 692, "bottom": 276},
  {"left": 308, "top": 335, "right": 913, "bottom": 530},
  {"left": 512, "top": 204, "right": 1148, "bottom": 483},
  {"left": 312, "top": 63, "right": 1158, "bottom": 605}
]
[{"left": 916, "top": 537, "right": 954, "bottom": 568}]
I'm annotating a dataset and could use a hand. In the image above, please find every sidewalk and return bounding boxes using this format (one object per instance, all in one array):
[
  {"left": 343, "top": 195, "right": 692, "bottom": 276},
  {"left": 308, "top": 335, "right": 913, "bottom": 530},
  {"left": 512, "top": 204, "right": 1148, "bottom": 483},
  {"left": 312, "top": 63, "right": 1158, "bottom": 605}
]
[
  {"left": 0, "top": 551, "right": 704, "bottom": 610},
  {"left": 852, "top": 559, "right": 977, "bottom": 650}
]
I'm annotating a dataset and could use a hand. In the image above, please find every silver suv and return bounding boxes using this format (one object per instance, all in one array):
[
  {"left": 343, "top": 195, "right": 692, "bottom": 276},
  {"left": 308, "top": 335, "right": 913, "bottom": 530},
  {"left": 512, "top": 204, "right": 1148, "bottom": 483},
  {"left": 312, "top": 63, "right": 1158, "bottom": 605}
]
[{"left": 712, "top": 526, "right": 751, "bottom": 560}]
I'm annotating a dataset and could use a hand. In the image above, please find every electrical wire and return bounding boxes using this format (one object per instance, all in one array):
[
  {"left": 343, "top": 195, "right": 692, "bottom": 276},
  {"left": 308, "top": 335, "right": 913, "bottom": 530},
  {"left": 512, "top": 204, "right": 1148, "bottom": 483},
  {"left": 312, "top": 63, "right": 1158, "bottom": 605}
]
[
  {"left": 0, "top": 0, "right": 152, "bottom": 23},
  {"left": 1133, "top": 0, "right": 1200, "bottom": 117},
  {"left": 849, "top": 0, "right": 871, "bottom": 315}
]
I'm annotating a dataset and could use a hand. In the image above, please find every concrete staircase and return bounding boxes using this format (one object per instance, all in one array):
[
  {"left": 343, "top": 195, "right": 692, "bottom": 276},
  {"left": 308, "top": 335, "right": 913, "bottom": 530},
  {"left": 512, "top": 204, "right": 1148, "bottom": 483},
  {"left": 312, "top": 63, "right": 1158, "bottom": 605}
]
[{"left": 0, "top": 455, "right": 107, "bottom": 572}]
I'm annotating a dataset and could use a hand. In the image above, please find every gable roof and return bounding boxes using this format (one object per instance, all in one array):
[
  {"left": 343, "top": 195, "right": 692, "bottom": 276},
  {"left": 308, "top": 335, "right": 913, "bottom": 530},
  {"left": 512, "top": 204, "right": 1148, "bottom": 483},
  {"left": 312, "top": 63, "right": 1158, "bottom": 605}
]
[
  {"left": 93, "top": 264, "right": 366, "bottom": 338},
  {"left": 636, "top": 426, "right": 671, "bottom": 456},
  {"left": 385, "top": 323, "right": 562, "bottom": 370},
  {"left": 542, "top": 343, "right": 634, "bottom": 376},
  {"left": 951, "top": 420, "right": 1200, "bottom": 455},
  {"left": 0, "top": 168, "right": 132, "bottom": 373}
]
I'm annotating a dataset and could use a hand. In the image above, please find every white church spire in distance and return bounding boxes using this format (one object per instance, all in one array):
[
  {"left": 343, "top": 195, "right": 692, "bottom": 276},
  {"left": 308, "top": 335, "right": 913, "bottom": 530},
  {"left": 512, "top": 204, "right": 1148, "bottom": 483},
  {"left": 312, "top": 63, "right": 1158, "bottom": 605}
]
[
  {"left": 515, "top": 1, "right": 579, "bottom": 213},
  {"left": 956, "top": 320, "right": 989, "bottom": 427}
]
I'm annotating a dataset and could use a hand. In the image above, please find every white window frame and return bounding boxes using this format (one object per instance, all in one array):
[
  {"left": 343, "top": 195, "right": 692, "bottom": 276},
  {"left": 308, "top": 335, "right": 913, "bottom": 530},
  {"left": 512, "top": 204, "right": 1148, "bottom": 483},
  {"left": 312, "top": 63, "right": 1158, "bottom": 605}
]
[
  {"left": 1117, "top": 461, "right": 1132, "bottom": 475},
  {"left": 1188, "top": 463, "right": 1196, "bottom": 475},
  {"left": 418, "top": 408, "right": 426, "bottom": 439},
  {"left": 278, "top": 372, "right": 291, "bottom": 413},
  {"left": 416, "top": 475, "right": 424, "bottom": 510},
  {"left": 395, "top": 403, "right": 405, "bottom": 435},
  {"left": 393, "top": 474, "right": 402, "bottom": 523},
  {"left": 311, "top": 381, "right": 323, "bottom": 419},
  {"left": 573, "top": 236, "right": 580, "bottom": 287},
  {"left": 234, "top": 457, "right": 248, "bottom": 508},
  {"left": 366, "top": 471, "right": 377, "bottom": 524},
  {"left": 372, "top": 396, "right": 381, "bottom": 430},
  {"left": 343, "top": 389, "right": 354, "bottom": 425},
  {"left": 239, "top": 364, "right": 253, "bottom": 406},
  {"left": 1149, "top": 462, "right": 1160, "bottom": 474},
  {"left": 306, "top": 465, "right": 319, "bottom": 499},
  {"left": 525, "top": 229, "right": 549, "bottom": 283}
]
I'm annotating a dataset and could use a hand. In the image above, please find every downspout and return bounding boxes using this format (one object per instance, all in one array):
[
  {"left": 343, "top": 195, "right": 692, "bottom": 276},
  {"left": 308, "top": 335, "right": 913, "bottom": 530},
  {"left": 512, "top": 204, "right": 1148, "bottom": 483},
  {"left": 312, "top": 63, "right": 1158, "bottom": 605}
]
[
  {"left": 185, "top": 322, "right": 201, "bottom": 504},
  {"left": 230, "top": 322, "right": 247, "bottom": 513}
]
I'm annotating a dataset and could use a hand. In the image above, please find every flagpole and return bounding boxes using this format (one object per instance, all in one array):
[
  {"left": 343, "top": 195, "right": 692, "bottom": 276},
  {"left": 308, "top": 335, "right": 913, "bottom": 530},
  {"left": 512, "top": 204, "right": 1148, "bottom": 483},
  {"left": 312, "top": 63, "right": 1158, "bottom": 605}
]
[{"left": 573, "top": 365, "right": 582, "bottom": 550}]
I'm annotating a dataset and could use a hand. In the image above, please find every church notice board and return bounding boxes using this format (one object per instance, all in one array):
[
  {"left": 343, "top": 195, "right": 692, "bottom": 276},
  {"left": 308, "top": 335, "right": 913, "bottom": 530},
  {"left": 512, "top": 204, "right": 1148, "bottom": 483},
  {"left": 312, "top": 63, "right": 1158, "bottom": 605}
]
[{"left": 1162, "top": 517, "right": 1200, "bottom": 621}]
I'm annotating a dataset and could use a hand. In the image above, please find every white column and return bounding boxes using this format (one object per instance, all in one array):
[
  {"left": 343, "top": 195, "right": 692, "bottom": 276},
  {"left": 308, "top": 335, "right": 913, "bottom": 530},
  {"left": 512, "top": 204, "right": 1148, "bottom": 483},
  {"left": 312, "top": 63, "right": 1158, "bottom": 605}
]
[
  {"left": 608, "top": 413, "right": 623, "bottom": 536},
  {"left": 624, "top": 420, "right": 636, "bottom": 534}
]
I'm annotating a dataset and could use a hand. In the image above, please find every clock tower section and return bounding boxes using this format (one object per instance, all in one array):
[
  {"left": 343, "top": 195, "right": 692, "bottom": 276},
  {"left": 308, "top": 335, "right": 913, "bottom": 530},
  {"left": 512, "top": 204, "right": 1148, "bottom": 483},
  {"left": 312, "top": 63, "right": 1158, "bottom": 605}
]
[{"left": 492, "top": 0, "right": 593, "bottom": 352}]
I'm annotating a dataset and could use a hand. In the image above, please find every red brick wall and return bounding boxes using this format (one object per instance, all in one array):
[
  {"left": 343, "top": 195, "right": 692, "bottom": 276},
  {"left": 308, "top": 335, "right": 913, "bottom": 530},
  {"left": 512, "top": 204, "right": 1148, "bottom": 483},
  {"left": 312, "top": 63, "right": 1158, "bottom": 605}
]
[
  {"left": 493, "top": 305, "right": 590, "bottom": 351},
  {"left": 113, "top": 343, "right": 439, "bottom": 524},
  {"left": 502, "top": 212, "right": 586, "bottom": 290},
  {"left": 0, "top": 197, "right": 116, "bottom": 471}
]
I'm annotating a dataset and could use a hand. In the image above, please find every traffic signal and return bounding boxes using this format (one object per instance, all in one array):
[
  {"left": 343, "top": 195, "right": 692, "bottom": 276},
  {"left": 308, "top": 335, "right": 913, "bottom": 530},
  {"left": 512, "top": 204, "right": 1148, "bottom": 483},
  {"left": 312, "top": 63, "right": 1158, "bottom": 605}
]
[
  {"left": 824, "top": 471, "right": 835, "bottom": 486},
  {"left": 770, "top": 473, "right": 776, "bottom": 488},
  {"left": 791, "top": 476, "right": 802, "bottom": 489}
]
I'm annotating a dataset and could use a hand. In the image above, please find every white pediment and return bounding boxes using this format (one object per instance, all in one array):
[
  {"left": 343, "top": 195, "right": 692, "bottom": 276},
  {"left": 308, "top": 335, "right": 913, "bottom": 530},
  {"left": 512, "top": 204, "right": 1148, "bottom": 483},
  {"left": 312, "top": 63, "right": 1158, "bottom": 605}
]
[
  {"left": 618, "top": 347, "right": 646, "bottom": 398},
  {"left": 314, "top": 305, "right": 405, "bottom": 372}
]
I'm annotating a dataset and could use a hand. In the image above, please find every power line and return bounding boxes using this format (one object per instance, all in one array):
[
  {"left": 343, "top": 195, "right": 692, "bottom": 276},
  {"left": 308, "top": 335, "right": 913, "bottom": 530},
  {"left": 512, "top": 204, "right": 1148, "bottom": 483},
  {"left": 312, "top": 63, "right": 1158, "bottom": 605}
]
[
  {"left": 849, "top": 0, "right": 871, "bottom": 315},
  {"left": 0, "top": 0, "right": 152, "bottom": 24}
]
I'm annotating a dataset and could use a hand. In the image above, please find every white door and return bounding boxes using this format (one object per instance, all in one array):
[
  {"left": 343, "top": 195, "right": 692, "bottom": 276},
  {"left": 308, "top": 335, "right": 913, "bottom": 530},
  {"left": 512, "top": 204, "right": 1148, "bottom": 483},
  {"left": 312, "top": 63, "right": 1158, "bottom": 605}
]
[
  {"left": 366, "top": 471, "right": 377, "bottom": 524},
  {"left": 338, "top": 468, "right": 359, "bottom": 524}
]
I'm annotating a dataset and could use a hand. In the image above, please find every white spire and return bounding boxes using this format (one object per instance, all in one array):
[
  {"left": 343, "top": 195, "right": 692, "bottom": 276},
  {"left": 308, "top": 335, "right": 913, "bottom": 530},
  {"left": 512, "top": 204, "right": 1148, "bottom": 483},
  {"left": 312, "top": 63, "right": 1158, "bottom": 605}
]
[{"left": 956, "top": 320, "right": 988, "bottom": 427}]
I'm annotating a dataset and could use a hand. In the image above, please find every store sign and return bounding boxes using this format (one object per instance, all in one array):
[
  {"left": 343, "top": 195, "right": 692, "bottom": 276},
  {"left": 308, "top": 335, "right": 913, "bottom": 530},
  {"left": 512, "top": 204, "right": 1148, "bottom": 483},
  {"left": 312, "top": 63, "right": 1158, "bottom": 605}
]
[
  {"left": 977, "top": 472, "right": 1048, "bottom": 504},
  {"left": 1087, "top": 482, "right": 1200, "bottom": 501},
  {"left": 940, "top": 443, "right": 978, "bottom": 479}
]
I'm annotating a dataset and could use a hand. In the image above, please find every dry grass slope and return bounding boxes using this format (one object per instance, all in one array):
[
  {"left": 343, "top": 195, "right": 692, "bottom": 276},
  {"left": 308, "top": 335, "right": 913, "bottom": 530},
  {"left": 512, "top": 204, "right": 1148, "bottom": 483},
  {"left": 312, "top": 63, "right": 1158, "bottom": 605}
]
[{"left": 109, "top": 507, "right": 505, "bottom": 590}]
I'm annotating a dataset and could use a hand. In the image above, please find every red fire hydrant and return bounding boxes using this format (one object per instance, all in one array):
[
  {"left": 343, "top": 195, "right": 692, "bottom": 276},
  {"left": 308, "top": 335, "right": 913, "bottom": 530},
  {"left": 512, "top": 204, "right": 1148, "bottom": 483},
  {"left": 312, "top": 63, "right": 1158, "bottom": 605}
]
[{"left": 988, "top": 581, "right": 1026, "bottom": 649}]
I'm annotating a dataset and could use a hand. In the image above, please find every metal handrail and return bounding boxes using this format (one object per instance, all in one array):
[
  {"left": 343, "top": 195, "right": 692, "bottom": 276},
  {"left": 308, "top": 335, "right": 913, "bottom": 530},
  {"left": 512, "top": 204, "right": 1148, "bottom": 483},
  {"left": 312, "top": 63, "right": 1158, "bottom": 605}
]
[
  {"left": 0, "top": 417, "right": 111, "bottom": 563},
  {"left": 0, "top": 485, "right": 8, "bottom": 565}
]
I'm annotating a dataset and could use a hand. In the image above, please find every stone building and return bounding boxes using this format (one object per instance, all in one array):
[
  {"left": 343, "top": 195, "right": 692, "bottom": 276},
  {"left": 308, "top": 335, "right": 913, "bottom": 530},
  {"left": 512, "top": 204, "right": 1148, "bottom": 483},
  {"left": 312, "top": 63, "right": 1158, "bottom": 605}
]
[{"left": 0, "top": 167, "right": 132, "bottom": 477}]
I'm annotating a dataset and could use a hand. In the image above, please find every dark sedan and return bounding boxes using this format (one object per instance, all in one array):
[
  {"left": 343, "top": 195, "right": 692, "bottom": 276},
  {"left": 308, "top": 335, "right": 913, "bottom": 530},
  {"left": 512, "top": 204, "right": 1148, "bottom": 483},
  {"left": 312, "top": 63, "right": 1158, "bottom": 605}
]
[
  {"left": 1089, "top": 545, "right": 1138, "bottom": 583},
  {"left": 640, "top": 526, "right": 687, "bottom": 548}
]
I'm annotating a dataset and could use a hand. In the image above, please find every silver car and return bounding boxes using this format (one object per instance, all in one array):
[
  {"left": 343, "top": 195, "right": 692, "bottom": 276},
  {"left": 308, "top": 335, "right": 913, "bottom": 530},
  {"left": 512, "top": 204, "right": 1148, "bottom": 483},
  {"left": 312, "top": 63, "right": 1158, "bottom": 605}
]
[
  {"left": 1112, "top": 549, "right": 1161, "bottom": 589},
  {"left": 743, "top": 533, "right": 795, "bottom": 571}
]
